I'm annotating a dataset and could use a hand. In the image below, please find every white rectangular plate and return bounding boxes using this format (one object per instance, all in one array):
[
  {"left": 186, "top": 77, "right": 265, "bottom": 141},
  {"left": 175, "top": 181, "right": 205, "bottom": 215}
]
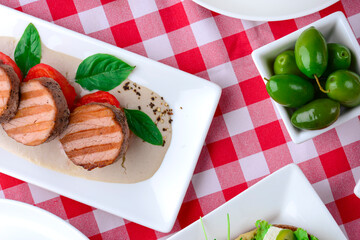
[
  {"left": 169, "top": 164, "right": 347, "bottom": 240},
  {"left": 0, "top": 5, "right": 221, "bottom": 232}
]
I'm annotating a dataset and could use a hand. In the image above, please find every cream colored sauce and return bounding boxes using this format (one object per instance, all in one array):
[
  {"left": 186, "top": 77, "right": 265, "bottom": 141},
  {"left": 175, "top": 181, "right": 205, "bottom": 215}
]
[{"left": 0, "top": 37, "right": 172, "bottom": 183}]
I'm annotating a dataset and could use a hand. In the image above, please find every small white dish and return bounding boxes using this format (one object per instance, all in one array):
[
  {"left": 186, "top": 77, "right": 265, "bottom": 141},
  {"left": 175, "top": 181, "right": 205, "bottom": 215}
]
[
  {"left": 192, "top": 0, "right": 338, "bottom": 21},
  {"left": 168, "top": 164, "right": 347, "bottom": 240},
  {"left": 0, "top": 5, "right": 221, "bottom": 232},
  {"left": 252, "top": 12, "right": 360, "bottom": 144},
  {"left": 0, "top": 199, "right": 87, "bottom": 240}
]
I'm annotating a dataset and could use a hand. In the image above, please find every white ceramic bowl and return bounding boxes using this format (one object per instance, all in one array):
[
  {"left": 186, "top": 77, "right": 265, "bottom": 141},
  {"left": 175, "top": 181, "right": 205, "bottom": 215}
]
[{"left": 252, "top": 12, "right": 360, "bottom": 144}]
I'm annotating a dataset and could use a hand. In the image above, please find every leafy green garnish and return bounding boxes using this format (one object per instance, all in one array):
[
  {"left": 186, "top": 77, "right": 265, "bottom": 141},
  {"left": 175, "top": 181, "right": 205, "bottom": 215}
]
[
  {"left": 200, "top": 217, "right": 208, "bottom": 240},
  {"left": 294, "top": 228, "right": 309, "bottom": 240},
  {"left": 310, "top": 235, "right": 319, "bottom": 240},
  {"left": 227, "top": 213, "right": 230, "bottom": 240},
  {"left": 200, "top": 214, "right": 231, "bottom": 240},
  {"left": 14, "top": 23, "right": 41, "bottom": 75},
  {"left": 75, "top": 53, "right": 135, "bottom": 91},
  {"left": 255, "top": 220, "right": 271, "bottom": 240},
  {"left": 124, "top": 108, "right": 163, "bottom": 146}
]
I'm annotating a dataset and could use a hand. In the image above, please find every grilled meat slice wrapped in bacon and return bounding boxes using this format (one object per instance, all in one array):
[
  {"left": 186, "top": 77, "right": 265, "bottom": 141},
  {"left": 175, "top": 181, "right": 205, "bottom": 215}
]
[
  {"left": 60, "top": 103, "right": 130, "bottom": 171},
  {"left": 2, "top": 77, "right": 69, "bottom": 146}
]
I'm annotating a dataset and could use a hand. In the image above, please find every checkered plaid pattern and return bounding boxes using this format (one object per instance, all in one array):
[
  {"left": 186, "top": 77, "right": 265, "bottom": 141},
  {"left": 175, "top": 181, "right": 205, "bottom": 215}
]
[{"left": 0, "top": 0, "right": 359, "bottom": 239}]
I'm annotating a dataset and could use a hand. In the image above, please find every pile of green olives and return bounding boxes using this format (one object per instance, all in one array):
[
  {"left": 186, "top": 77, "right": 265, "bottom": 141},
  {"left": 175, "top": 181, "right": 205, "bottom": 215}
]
[{"left": 266, "top": 26, "right": 360, "bottom": 130}]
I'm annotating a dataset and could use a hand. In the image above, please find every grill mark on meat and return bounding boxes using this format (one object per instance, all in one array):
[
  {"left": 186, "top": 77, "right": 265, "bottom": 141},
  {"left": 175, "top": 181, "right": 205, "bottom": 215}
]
[
  {"left": 20, "top": 95, "right": 54, "bottom": 109},
  {"left": 62, "top": 132, "right": 121, "bottom": 152},
  {"left": 66, "top": 142, "right": 122, "bottom": 159},
  {"left": 60, "top": 125, "right": 120, "bottom": 143},
  {"left": 71, "top": 149, "right": 120, "bottom": 165},
  {"left": 21, "top": 89, "right": 47, "bottom": 101},
  {"left": 0, "top": 65, "right": 20, "bottom": 123},
  {"left": 12, "top": 129, "right": 52, "bottom": 146},
  {"left": 2, "top": 78, "right": 69, "bottom": 145},
  {"left": 5, "top": 121, "right": 55, "bottom": 135},
  {"left": 60, "top": 103, "right": 130, "bottom": 170},
  {"left": 3, "top": 112, "right": 55, "bottom": 131},
  {"left": 13, "top": 105, "right": 54, "bottom": 119},
  {"left": 61, "top": 117, "right": 115, "bottom": 135},
  {"left": 0, "top": 90, "right": 10, "bottom": 98},
  {"left": 21, "top": 81, "right": 45, "bottom": 92},
  {"left": 69, "top": 108, "right": 114, "bottom": 124},
  {"left": 80, "top": 160, "right": 115, "bottom": 171}
]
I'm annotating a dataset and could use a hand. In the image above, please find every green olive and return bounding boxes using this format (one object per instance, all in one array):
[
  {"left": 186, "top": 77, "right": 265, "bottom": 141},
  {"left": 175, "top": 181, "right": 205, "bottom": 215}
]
[
  {"left": 274, "top": 50, "right": 304, "bottom": 77},
  {"left": 326, "top": 70, "right": 360, "bottom": 107},
  {"left": 291, "top": 98, "right": 340, "bottom": 130},
  {"left": 276, "top": 229, "right": 296, "bottom": 240},
  {"left": 295, "top": 27, "right": 328, "bottom": 79},
  {"left": 324, "top": 43, "right": 351, "bottom": 76},
  {"left": 266, "top": 74, "right": 314, "bottom": 108}
]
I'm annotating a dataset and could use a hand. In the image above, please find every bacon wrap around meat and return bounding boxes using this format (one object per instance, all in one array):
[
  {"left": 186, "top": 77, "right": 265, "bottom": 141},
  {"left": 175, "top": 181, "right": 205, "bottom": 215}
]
[
  {"left": 2, "top": 77, "right": 70, "bottom": 146},
  {"left": 0, "top": 64, "right": 20, "bottom": 123},
  {"left": 60, "top": 103, "right": 130, "bottom": 171}
]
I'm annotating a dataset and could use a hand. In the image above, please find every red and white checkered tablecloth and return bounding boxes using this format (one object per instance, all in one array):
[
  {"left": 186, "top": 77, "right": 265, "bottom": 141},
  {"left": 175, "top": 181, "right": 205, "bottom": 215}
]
[{"left": 0, "top": 0, "right": 359, "bottom": 239}]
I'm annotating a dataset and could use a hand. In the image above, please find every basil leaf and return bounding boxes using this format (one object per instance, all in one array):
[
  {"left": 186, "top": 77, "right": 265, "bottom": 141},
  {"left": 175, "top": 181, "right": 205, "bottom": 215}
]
[
  {"left": 124, "top": 108, "right": 163, "bottom": 146},
  {"left": 75, "top": 53, "right": 135, "bottom": 91},
  {"left": 14, "top": 23, "right": 41, "bottom": 76}
]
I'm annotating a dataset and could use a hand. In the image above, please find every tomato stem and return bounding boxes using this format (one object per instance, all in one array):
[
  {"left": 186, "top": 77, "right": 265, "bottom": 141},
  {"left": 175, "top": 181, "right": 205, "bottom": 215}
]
[
  {"left": 264, "top": 77, "right": 269, "bottom": 81},
  {"left": 314, "top": 74, "right": 329, "bottom": 93}
]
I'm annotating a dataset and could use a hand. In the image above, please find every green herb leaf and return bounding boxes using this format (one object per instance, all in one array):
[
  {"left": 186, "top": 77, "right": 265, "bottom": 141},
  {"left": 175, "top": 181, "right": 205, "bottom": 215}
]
[
  {"left": 310, "top": 235, "right": 319, "bottom": 240},
  {"left": 124, "top": 108, "right": 163, "bottom": 146},
  {"left": 255, "top": 220, "right": 271, "bottom": 240},
  {"left": 14, "top": 23, "right": 41, "bottom": 76},
  {"left": 200, "top": 217, "right": 208, "bottom": 240},
  {"left": 227, "top": 213, "right": 230, "bottom": 240},
  {"left": 294, "top": 228, "right": 309, "bottom": 240},
  {"left": 75, "top": 53, "right": 135, "bottom": 91}
]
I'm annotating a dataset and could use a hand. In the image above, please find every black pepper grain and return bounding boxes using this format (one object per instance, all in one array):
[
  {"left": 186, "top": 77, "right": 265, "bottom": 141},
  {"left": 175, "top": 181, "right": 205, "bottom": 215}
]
[{"left": 123, "top": 82, "right": 130, "bottom": 90}]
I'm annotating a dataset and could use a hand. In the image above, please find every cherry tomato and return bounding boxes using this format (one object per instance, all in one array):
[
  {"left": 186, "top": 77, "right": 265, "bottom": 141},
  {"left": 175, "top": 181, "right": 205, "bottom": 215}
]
[
  {"left": 0, "top": 52, "right": 23, "bottom": 81},
  {"left": 75, "top": 91, "right": 120, "bottom": 108},
  {"left": 24, "top": 63, "right": 77, "bottom": 110}
]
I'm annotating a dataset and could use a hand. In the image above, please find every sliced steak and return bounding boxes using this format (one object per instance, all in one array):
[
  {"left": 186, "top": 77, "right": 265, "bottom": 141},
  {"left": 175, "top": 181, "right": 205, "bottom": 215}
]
[
  {"left": 2, "top": 77, "right": 70, "bottom": 146},
  {"left": 60, "top": 103, "right": 130, "bottom": 171},
  {"left": 0, "top": 64, "right": 20, "bottom": 123}
]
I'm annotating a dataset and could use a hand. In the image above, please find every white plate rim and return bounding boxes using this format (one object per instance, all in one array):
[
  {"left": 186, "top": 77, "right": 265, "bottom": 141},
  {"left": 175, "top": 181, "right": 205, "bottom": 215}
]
[
  {"left": 0, "top": 199, "right": 88, "bottom": 239},
  {"left": 192, "top": 0, "right": 339, "bottom": 21},
  {"left": 168, "top": 164, "right": 347, "bottom": 240},
  {"left": 0, "top": 5, "right": 221, "bottom": 233}
]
